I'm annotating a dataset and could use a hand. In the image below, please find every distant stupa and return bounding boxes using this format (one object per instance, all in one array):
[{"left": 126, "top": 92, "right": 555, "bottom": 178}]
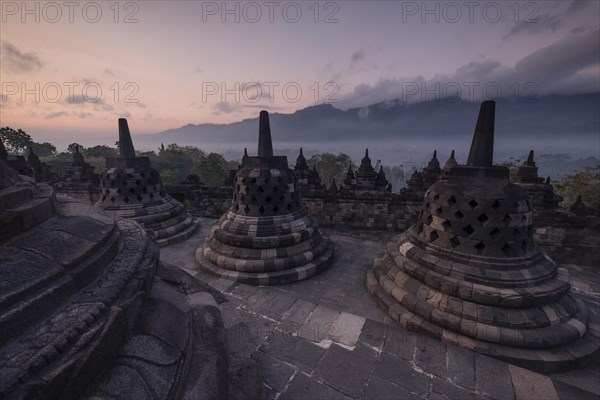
[{"left": 96, "top": 118, "right": 197, "bottom": 246}]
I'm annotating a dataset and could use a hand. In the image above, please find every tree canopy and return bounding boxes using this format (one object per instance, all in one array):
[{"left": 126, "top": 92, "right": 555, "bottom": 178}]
[
  {"left": 554, "top": 165, "right": 600, "bottom": 208},
  {"left": 306, "top": 153, "right": 354, "bottom": 187},
  {"left": 0, "top": 127, "right": 33, "bottom": 154}
]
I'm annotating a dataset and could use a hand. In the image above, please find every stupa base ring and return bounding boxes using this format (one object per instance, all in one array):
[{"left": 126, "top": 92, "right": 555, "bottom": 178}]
[
  {"left": 196, "top": 239, "right": 335, "bottom": 285},
  {"left": 367, "top": 268, "right": 600, "bottom": 373}
]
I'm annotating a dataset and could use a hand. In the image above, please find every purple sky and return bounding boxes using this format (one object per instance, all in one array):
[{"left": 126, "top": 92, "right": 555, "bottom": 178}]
[{"left": 1, "top": 0, "right": 598, "bottom": 148}]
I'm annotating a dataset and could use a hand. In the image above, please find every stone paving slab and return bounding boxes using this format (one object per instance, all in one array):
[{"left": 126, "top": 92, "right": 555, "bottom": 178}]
[{"left": 160, "top": 219, "right": 600, "bottom": 400}]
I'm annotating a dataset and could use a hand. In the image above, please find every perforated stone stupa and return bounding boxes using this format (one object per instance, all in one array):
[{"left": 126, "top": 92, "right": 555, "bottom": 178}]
[
  {"left": 197, "top": 111, "right": 335, "bottom": 285},
  {"left": 366, "top": 100, "right": 599, "bottom": 373},
  {"left": 96, "top": 118, "right": 197, "bottom": 246}
]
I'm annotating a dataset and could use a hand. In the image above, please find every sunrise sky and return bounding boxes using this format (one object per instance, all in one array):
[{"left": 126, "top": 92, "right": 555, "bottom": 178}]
[{"left": 1, "top": 0, "right": 599, "bottom": 149}]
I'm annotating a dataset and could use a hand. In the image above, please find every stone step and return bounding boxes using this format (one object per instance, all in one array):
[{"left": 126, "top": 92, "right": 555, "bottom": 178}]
[
  {"left": 147, "top": 210, "right": 187, "bottom": 231},
  {"left": 155, "top": 219, "right": 198, "bottom": 247},
  {"left": 0, "top": 184, "right": 34, "bottom": 210},
  {"left": 0, "top": 225, "right": 121, "bottom": 343},
  {"left": 0, "top": 196, "right": 54, "bottom": 241},
  {"left": 152, "top": 215, "right": 195, "bottom": 240}
]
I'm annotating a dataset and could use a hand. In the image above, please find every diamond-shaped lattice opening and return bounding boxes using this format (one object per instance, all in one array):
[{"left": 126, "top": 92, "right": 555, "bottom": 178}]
[
  {"left": 123, "top": 197, "right": 129, "bottom": 203},
  {"left": 477, "top": 213, "right": 489, "bottom": 223},
  {"left": 514, "top": 201, "right": 521, "bottom": 211},
  {"left": 425, "top": 214, "right": 433, "bottom": 224},
  {"left": 110, "top": 180, "right": 116, "bottom": 187},
  {"left": 429, "top": 230, "right": 439, "bottom": 242},
  {"left": 273, "top": 205, "right": 279, "bottom": 213},
  {"left": 491, "top": 199, "right": 501, "bottom": 210},
  {"left": 272, "top": 186, "right": 278, "bottom": 193},
  {"left": 265, "top": 177, "right": 270, "bottom": 184},
  {"left": 521, "top": 240, "right": 527, "bottom": 252},
  {"left": 251, "top": 196, "right": 257, "bottom": 203},
  {"left": 259, "top": 205, "right": 265, "bottom": 215},
  {"left": 474, "top": 241, "right": 485, "bottom": 254},
  {"left": 433, "top": 194, "right": 440, "bottom": 201},
  {"left": 110, "top": 197, "right": 115, "bottom": 203},
  {"left": 265, "top": 196, "right": 272, "bottom": 203},
  {"left": 139, "top": 172, "right": 145, "bottom": 178},
  {"left": 489, "top": 227, "right": 501, "bottom": 239},
  {"left": 142, "top": 187, "right": 148, "bottom": 193},
  {"left": 502, "top": 214, "right": 512, "bottom": 225},
  {"left": 149, "top": 193, "right": 154, "bottom": 199},
  {"left": 136, "top": 180, "right": 141, "bottom": 186},
  {"left": 468, "top": 199, "right": 479, "bottom": 209},
  {"left": 450, "top": 236, "right": 460, "bottom": 248},
  {"left": 251, "top": 178, "right": 257, "bottom": 184},
  {"left": 425, "top": 202, "right": 430, "bottom": 210},
  {"left": 442, "top": 220, "right": 452, "bottom": 230},
  {"left": 417, "top": 224, "right": 424, "bottom": 234},
  {"left": 234, "top": 204, "right": 239, "bottom": 212},
  {"left": 279, "top": 195, "right": 286, "bottom": 202},
  {"left": 244, "top": 205, "right": 250, "bottom": 214},
  {"left": 521, "top": 214, "right": 527, "bottom": 224},
  {"left": 258, "top": 186, "right": 264, "bottom": 194},
  {"left": 129, "top": 188, "right": 135, "bottom": 194},
  {"left": 287, "top": 204, "right": 293, "bottom": 211},
  {"left": 501, "top": 243, "right": 511, "bottom": 255},
  {"left": 436, "top": 207, "right": 444, "bottom": 215},
  {"left": 463, "top": 224, "right": 475, "bottom": 235},
  {"left": 240, "top": 195, "right": 245, "bottom": 202},
  {"left": 116, "top": 189, "right": 122, "bottom": 195},
  {"left": 137, "top": 195, "right": 143, "bottom": 202},
  {"left": 454, "top": 210, "right": 464, "bottom": 219},
  {"left": 448, "top": 195, "right": 457, "bottom": 206},
  {"left": 122, "top": 180, "right": 128, "bottom": 187}
]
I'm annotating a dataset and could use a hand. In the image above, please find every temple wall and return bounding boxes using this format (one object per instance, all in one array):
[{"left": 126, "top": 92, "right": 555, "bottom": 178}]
[
  {"left": 303, "top": 196, "right": 409, "bottom": 231},
  {"left": 63, "top": 182, "right": 599, "bottom": 266},
  {"left": 534, "top": 211, "right": 600, "bottom": 267}
]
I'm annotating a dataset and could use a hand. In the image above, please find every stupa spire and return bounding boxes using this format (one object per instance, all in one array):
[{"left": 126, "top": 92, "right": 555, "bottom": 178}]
[
  {"left": 118, "top": 118, "right": 136, "bottom": 158},
  {"left": 526, "top": 150, "right": 535, "bottom": 165},
  {"left": 258, "top": 110, "right": 273, "bottom": 157},
  {"left": 467, "top": 100, "right": 495, "bottom": 167}
]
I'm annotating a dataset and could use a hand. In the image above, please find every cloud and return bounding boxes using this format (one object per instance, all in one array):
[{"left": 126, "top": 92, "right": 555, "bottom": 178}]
[
  {"left": 337, "top": 29, "right": 600, "bottom": 109},
  {"left": 212, "top": 102, "right": 240, "bottom": 115},
  {"left": 44, "top": 111, "right": 68, "bottom": 119},
  {"left": 73, "top": 111, "right": 93, "bottom": 119},
  {"left": 103, "top": 68, "right": 117, "bottom": 77},
  {"left": 350, "top": 49, "right": 366, "bottom": 69},
  {"left": 514, "top": 29, "right": 600, "bottom": 86},
  {"left": 1, "top": 42, "right": 44, "bottom": 73},
  {"left": 505, "top": 0, "right": 593, "bottom": 38},
  {"left": 63, "top": 95, "right": 114, "bottom": 111}
]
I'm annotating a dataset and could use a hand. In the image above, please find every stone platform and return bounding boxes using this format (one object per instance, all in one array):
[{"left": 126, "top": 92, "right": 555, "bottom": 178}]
[{"left": 162, "top": 219, "right": 600, "bottom": 400}]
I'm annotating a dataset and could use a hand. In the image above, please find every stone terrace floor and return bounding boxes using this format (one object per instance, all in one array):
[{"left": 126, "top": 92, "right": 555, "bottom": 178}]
[{"left": 161, "top": 217, "right": 600, "bottom": 400}]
